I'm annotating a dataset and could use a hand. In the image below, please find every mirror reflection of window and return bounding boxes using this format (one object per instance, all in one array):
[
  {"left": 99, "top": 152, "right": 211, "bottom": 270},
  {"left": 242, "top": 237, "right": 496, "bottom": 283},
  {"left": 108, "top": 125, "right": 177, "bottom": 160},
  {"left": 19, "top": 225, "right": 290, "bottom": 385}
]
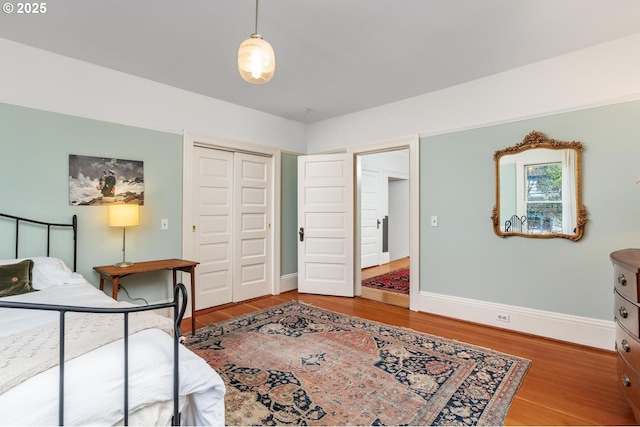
[
  {"left": 492, "top": 131, "right": 585, "bottom": 241},
  {"left": 525, "top": 162, "right": 562, "bottom": 233},
  {"left": 507, "top": 149, "right": 578, "bottom": 235},
  {"left": 514, "top": 149, "right": 567, "bottom": 234}
]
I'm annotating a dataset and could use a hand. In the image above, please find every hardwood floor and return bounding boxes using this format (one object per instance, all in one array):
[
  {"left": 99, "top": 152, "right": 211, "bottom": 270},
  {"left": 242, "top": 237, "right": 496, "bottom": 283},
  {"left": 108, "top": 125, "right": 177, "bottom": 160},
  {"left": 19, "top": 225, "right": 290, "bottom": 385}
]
[
  {"left": 182, "top": 292, "right": 636, "bottom": 426},
  {"left": 361, "top": 257, "right": 410, "bottom": 308}
]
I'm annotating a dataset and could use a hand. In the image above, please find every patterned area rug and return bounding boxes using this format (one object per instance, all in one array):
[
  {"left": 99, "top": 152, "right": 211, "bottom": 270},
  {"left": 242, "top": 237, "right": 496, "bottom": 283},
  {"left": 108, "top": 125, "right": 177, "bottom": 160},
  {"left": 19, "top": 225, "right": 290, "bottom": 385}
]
[
  {"left": 362, "top": 267, "right": 410, "bottom": 294},
  {"left": 184, "top": 301, "right": 530, "bottom": 426}
]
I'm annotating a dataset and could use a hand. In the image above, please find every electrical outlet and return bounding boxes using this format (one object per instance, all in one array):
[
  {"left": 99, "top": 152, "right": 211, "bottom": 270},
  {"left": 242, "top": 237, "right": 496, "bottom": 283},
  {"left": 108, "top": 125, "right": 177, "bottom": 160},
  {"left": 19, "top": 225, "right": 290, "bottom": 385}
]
[
  {"left": 496, "top": 313, "right": 510, "bottom": 322},
  {"left": 161, "top": 219, "right": 169, "bottom": 230}
]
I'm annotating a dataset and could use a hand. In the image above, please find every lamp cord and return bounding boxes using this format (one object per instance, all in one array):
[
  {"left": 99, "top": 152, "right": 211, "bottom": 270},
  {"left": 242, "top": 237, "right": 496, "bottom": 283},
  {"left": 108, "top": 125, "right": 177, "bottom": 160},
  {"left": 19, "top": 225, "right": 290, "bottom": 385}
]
[{"left": 118, "top": 284, "right": 149, "bottom": 306}]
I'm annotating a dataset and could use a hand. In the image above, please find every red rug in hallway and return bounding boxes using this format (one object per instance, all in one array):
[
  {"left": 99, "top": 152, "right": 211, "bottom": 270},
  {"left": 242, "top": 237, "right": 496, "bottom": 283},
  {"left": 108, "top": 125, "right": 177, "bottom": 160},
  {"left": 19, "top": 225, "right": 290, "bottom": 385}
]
[{"left": 362, "top": 266, "right": 410, "bottom": 294}]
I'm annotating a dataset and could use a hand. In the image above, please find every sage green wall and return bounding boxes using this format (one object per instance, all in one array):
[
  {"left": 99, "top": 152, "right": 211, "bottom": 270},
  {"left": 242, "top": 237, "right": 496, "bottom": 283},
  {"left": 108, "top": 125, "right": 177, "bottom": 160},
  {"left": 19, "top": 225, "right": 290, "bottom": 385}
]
[
  {"left": 0, "top": 103, "right": 183, "bottom": 302},
  {"left": 420, "top": 100, "right": 640, "bottom": 321},
  {"left": 280, "top": 153, "right": 299, "bottom": 275},
  {"left": 0, "top": 103, "right": 302, "bottom": 300}
]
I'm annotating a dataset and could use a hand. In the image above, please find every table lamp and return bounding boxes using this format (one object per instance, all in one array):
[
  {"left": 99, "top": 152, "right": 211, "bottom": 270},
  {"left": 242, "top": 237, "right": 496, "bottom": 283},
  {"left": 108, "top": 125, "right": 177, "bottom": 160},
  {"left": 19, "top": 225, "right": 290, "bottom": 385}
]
[{"left": 108, "top": 204, "right": 139, "bottom": 267}]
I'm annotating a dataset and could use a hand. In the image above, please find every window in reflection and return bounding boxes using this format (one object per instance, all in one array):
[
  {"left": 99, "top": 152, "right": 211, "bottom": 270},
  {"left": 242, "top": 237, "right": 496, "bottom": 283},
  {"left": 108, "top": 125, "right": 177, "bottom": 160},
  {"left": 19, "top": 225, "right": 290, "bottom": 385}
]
[{"left": 524, "top": 163, "right": 562, "bottom": 233}]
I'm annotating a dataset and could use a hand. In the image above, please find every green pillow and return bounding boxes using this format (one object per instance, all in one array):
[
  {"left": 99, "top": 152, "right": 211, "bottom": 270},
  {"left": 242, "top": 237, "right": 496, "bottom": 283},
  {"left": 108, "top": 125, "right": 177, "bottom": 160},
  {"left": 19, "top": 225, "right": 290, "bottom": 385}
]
[{"left": 0, "top": 259, "right": 36, "bottom": 297}]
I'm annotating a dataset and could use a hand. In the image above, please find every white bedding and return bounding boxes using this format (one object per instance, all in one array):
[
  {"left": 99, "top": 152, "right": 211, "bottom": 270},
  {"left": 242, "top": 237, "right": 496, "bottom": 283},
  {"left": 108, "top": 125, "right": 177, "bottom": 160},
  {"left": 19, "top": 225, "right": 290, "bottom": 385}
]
[{"left": 0, "top": 259, "right": 225, "bottom": 426}]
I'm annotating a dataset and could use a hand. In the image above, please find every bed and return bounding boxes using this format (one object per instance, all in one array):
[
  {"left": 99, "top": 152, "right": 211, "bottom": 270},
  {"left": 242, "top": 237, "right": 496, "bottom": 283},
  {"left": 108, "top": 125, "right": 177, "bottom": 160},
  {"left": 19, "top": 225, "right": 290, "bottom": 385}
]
[{"left": 0, "top": 213, "right": 225, "bottom": 426}]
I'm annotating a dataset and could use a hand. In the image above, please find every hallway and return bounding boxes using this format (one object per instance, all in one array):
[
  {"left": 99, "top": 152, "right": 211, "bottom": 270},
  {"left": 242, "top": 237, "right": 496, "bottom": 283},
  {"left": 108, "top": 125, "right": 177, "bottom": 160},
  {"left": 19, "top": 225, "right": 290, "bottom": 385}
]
[{"left": 361, "top": 257, "right": 410, "bottom": 308}]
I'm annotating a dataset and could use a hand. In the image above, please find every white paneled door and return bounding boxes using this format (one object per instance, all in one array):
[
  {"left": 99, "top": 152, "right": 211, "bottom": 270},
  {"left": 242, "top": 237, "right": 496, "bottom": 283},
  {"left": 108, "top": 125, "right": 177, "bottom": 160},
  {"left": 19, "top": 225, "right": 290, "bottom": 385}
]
[
  {"left": 233, "top": 152, "right": 271, "bottom": 302},
  {"left": 360, "top": 168, "right": 380, "bottom": 268},
  {"left": 192, "top": 146, "right": 233, "bottom": 309},
  {"left": 298, "top": 153, "right": 354, "bottom": 296},
  {"left": 192, "top": 146, "right": 272, "bottom": 308}
]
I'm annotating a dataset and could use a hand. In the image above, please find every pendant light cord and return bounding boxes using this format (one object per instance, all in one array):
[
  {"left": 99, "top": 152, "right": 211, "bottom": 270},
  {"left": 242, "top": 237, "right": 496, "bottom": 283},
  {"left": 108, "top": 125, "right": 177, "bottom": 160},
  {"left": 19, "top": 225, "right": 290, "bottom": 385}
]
[{"left": 254, "top": 0, "right": 259, "bottom": 34}]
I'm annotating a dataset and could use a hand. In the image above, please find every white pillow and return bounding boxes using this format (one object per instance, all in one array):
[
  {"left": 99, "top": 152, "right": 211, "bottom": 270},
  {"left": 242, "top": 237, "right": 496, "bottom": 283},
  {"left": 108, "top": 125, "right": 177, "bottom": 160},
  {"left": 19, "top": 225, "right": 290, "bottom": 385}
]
[{"left": 0, "top": 257, "right": 85, "bottom": 290}]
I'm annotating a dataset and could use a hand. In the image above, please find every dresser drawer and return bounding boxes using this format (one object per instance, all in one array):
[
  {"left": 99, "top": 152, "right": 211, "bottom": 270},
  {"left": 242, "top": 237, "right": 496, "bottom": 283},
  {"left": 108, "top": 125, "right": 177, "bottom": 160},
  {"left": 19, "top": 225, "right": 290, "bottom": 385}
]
[
  {"left": 617, "top": 321, "right": 640, "bottom": 367},
  {"left": 615, "top": 263, "right": 640, "bottom": 303},
  {"left": 615, "top": 290, "right": 640, "bottom": 337},
  {"left": 617, "top": 356, "right": 640, "bottom": 418}
]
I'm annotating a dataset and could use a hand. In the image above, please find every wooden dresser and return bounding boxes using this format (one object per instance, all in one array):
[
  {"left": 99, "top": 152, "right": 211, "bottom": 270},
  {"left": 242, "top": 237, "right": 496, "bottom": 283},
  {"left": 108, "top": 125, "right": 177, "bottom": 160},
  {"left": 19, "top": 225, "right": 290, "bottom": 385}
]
[{"left": 611, "top": 248, "right": 640, "bottom": 423}]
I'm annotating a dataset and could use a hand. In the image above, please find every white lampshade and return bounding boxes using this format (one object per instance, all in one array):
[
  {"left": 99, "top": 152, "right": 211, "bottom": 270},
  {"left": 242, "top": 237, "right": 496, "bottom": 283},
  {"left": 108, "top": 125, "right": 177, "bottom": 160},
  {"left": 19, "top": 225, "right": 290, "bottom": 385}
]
[
  {"left": 238, "top": 34, "right": 275, "bottom": 84},
  {"left": 108, "top": 204, "right": 139, "bottom": 228}
]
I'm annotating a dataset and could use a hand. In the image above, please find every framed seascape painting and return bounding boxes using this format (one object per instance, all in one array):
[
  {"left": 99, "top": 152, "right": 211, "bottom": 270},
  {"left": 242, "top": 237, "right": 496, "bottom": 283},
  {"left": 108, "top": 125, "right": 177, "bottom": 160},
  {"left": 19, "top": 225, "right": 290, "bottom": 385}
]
[{"left": 69, "top": 155, "right": 144, "bottom": 206}]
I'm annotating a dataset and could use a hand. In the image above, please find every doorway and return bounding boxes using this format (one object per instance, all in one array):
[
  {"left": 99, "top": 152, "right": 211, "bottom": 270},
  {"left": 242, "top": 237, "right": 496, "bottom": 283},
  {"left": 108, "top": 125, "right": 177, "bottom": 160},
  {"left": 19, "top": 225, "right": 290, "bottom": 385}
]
[
  {"left": 352, "top": 135, "right": 420, "bottom": 311},
  {"left": 358, "top": 149, "right": 410, "bottom": 308},
  {"left": 296, "top": 134, "right": 420, "bottom": 311}
]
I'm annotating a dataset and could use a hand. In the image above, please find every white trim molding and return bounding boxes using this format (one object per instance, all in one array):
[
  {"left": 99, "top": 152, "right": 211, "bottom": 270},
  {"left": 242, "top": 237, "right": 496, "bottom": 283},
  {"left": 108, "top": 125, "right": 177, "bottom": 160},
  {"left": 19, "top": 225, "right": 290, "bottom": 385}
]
[
  {"left": 280, "top": 273, "right": 298, "bottom": 293},
  {"left": 419, "top": 291, "right": 615, "bottom": 350},
  {"left": 348, "top": 134, "right": 421, "bottom": 312}
]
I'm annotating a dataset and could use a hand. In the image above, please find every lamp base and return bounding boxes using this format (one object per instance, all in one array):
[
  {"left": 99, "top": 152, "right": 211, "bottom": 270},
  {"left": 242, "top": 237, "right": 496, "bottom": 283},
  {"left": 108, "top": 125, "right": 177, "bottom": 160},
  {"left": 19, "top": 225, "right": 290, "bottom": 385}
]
[{"left": 114, "top": 261, "right": 134, "bottom": 268}]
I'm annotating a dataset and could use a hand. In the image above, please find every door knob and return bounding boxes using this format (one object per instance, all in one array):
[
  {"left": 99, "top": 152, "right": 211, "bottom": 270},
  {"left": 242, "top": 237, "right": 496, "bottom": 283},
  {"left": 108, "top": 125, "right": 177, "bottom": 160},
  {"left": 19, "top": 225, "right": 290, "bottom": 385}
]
[{"left": 299, "top": 227, "right": 304, "bottom": 242}]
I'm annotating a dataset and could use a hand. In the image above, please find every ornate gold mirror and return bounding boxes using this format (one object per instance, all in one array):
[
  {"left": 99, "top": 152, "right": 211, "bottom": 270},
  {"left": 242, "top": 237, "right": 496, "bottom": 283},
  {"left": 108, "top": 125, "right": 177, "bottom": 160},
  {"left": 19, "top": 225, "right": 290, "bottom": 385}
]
[{"left": 491, "top": 131, "right": 587, "bottom": 241}]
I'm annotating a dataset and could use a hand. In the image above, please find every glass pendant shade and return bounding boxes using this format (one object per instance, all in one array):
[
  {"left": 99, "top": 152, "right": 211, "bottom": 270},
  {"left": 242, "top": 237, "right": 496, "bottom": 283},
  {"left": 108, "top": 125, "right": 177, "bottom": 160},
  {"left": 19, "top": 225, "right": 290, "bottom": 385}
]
[{"left": 238, "top": 34, "right": 275, "bottom": 84}]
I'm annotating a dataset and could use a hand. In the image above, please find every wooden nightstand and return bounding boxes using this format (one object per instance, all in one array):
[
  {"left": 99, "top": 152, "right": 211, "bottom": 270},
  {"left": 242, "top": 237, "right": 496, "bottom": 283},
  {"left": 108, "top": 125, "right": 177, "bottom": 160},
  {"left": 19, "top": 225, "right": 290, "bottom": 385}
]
[{"left": 93, "top": 258, "right": 199, "bottom": 334}]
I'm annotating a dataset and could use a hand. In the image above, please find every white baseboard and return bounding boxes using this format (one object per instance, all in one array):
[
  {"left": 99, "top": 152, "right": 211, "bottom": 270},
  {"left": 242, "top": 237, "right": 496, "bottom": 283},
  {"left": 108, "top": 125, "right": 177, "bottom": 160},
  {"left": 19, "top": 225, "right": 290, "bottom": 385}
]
[
  {"left": 273, "top": 276, "right": 614, "bottom": 350},
  {"left": 419, "top": 291, "right": 615, "bottom": 351},
  {"left": 279, "top": 273, "right": 298, "bottom": 293}
]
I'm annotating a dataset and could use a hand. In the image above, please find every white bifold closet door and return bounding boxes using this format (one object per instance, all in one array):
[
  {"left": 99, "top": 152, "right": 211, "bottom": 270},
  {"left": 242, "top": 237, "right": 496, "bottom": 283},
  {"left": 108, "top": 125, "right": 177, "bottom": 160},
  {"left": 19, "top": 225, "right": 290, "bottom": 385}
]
[{"left": 192, "top": 146, "right": 272, "bottom": 309}]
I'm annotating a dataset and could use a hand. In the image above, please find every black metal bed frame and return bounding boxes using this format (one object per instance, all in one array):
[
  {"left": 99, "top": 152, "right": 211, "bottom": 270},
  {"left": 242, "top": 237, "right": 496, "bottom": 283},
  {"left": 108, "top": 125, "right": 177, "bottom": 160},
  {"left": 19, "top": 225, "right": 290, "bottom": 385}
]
[
  {"left": 0, "top": 213, "right": 187, "bottom": 426},
  {"left": 0, "top": 212, "right": 78, "bottom": 271}
]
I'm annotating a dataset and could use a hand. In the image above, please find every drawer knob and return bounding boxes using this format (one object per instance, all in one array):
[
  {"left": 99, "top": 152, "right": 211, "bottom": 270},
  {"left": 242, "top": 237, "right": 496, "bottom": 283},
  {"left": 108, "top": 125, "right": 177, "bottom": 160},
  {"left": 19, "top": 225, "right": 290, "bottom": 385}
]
[
  {"left": 618, "top": 274, "right": 627, "bottom": 286},
  {"left": 622, "top": 339, "right": 631, "bottom": 352},
  {"left": 622, "top": 373, "right": 632, "bottom": 387},
  {"left": 619, "top": 306, "right": 629, "bottom": 319}
]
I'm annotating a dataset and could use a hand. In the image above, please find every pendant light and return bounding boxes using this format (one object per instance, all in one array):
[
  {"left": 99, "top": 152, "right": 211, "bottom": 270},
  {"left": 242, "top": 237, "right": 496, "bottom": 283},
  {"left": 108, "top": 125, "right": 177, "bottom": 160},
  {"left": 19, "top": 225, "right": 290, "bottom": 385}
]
[{"left": 238, "top": 0, "right": 275, "bottom": 84}]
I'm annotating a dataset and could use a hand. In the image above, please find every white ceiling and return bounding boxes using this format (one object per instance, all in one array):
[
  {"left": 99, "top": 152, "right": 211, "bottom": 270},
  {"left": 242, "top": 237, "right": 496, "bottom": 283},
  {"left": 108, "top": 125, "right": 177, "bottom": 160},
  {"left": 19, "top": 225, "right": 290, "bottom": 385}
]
[{"left": 1, "top": 0, "right": 640, "bottom": 124}]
